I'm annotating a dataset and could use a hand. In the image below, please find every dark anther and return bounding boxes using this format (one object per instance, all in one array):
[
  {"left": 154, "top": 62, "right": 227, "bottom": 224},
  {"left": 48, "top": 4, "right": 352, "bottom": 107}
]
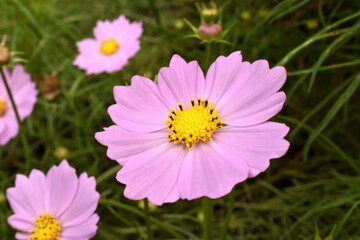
[
  {"left": 191, "top": 99, "right": 195, "bottom": 106},
  {"left": 197, "top": 98, "right": 201, "bottom": 104},
  {"left": 173, "top": 130, "right": 177, "bottom": 133},
  {"left": 178, "top": 104, "right": 183, "bottom": 111},
  {"left": 205, "top": 99, "right": 208, "bottom": 107},
  {"left": 169, "top": 115, "right": 174, "bottom": 120},
  {"left": 210, "top": 109, "right": 214, "bottom": 114}
]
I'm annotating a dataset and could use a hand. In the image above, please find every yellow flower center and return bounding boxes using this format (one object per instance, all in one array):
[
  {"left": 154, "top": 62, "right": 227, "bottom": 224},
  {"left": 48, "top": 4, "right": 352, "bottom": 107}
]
[
  {"left": 99, "top": 38, "right": 120, "bottom": 55},
  {"left": 166, "top": 97, "right": 224, "bottom": 149},
  {"left": 0, "top": 98, "right": 6, "bottom": 116},
  {"left": 29, "top": 213, "right": 61, "bottom": 240}
]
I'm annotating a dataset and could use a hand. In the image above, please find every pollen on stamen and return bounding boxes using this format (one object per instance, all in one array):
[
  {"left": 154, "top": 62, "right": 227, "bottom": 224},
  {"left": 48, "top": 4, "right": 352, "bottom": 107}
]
[
  {"left": 29, "top": 213, "right": 61, "bottom": 240},
  {"left": 166, "top": 97, "right": 224, "bottom": 149}
]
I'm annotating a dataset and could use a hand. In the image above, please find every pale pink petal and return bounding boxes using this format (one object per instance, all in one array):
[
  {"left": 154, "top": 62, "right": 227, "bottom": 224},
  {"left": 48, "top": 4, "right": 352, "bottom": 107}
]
[
  {"left": 93, "top": 19, "right": 115, "bottom": 41},
  {"left": 206, "top": 55, "right": 286, "bottom": 126},
  {"left": 45, "top": 160, "right": 78, "bottom": 217},
  {"left": 117, "top": 40, "right": 140, "bottom": 59},
  {"left": 117, "top": 142, "right": 187, "bottom": 205},
  {"left": 6, "top": 169, "right": 46, "bottom": 219},
  {"left": 15, "top": 232, "right": 31, "bottom": 240},
  {"left": 204, "top": 51, "right": 249, "bottom": 104},
  {"left": 223, "top": 91, "right": 286, "bottom": 126},
  {"left": 108, "top": 75, "right": 170, "bottom": 132},
  {"left": 95, "top": 126, "right": 168, "bottom": 165},
  {"left": 8, "top": 215, "right": 34, "bottom": 232},
  {"left": 178, "top": 141, "right": 249, "bottom": 200},
  {"left": 158, "top": 55, "right": 206, "bottom": 108},
  {"left": 0, "top": 113, "right": 18, "bottom": 145},
  {"left": 213, "top": 122, "right": 289, "bottom": 177},
  {"left": 112, "top": 15, "right": 143, "bottom": 41},
  {"left": 59, "top": 173, "right": 99, "bottom": 227},
  {"left": 60, "top": 214, "right": 99, "bottom": 240}
]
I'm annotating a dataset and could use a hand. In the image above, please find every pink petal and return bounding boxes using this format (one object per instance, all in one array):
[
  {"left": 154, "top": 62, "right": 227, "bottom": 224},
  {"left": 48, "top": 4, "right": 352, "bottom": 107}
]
[
  {"left": 93, "top": 19, "right": 115, "bottom": 41},
  {"left": 60, "top": 214, "right": 99, "bottom": 239},
  {"left": 15, "top": 233, "right": 31, "bottom": 240},
  {"left": 178, "top": 141, "right": 249, "bottom": 200},
  {"left": 204, "top": 51, "right": 249, "bottom": 105},
  {"left": 8, "top": 215, "right": 34, "bottom": 232},
  {"left": 213, "top": 122, "right": 289, "bottom": 177},
  {"left": 6, "top": 169, "right": 46, "bottom": 219},
  {"left": 117, "top": 142, "right": 187, "bottom": 205},
  {"left": 45, "top": 160, "right": 78, "bottom": 217},
  {"left": 59, "top": 173, "right": 99, "bottom": 227},
  {"left": 158, "top": 54, "right": 206, "bottom": 109},
  {"left": 108, "top": 75, "right": 170, "bottom": 132},
  {"left": 223, "top": 91, "right": 286, "bottom": 126},
  {"left": 0, "top": 65, "right": 37, "bottom": 123},
  {"left": 112, "top": 15, "right": 143, "bottom": 41},
  {"left": 207, "top": 56, "right": 286, "bottom": 126},
  {"left": 0, "top": 113, "right": 18, "bottom": 145},
  {"left": 95, "top": 126, "right": 169, "bottom": 165}
]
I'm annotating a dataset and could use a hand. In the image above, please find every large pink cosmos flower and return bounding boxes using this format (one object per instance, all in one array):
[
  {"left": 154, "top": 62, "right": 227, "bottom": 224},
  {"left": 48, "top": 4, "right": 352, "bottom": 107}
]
[
  {"left": 95, "top": 51, "right": 290, "bottom": 205},
  {"left": 73, "top": 15, "right": 142, "bottom": 75},
  {"left": 0, "top": 65, "right": 37, "bottom": 145},
  {"left": 7, "top": 160, "right": 100, "bottom": 240}
]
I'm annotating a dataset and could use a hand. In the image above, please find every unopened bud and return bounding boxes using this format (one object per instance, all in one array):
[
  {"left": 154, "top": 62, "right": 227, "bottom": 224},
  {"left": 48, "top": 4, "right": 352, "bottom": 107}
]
[
  {"left": 54, "top": 146, "right": 69, "bottom": 159},
  {"left": 306, "top": 19, "right": 319, "bottom": 30},
  {"left": 199, "top": 24, "right": 222, "bottom": 38},
  {"left": 0, "top": 45, "right": 10, "bottom": 65}
]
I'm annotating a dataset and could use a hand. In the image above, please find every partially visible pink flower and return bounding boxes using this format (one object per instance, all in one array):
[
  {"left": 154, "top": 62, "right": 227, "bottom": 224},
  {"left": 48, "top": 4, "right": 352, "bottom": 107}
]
[
  {"left": 95, "top": 51, "right": 290, "bottom": 205},
  {"left": 7, "top": 160, "right": 100, "bottom": 240},
  {"left": 73, "top": 15, "right": 143, "bottom": 75},
  {"left": 0, "top": 65, "right": 37, "bottom": 145}
]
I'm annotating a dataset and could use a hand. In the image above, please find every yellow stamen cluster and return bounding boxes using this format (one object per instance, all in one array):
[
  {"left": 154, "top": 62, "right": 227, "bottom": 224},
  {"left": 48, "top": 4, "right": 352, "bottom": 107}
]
[
  {"left": 99, "top": 38, "right": 120, "bottom": 55},
  {"left": 166, "top": 97, "right": 224, "bottom": 149},
  {"left": 29, "top": 213, "right": 61, "bottom": 240},
  {"left": 0, "top": 98, "right": 6, "bottom": 116}
]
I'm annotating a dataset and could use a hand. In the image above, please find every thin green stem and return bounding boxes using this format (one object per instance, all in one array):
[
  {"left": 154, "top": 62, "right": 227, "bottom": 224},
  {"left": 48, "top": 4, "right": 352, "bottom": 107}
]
[
  {"left": 0, "top": 67, "right": 31, "bottom": 174},
  {"left": 222, "top": 190, "right": 236, "bottom": 240},
  {"left": 99, "top": 199, "right": 186, "bottom": 240},
  {"left": 144, "top": 199, "right": 154, "bottom": 240},
  {"left": 205, "top": 43, "right": 212, "bottom": 70},
  {"left": 203, "top": 197, "right": 213, "bottom": 240},
  {"left": 147, "top": 0, "right": 164, "bottom": 34}
]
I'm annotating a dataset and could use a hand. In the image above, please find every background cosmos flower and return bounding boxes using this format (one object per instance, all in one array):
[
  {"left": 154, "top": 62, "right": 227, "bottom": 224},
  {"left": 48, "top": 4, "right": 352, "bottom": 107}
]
[
  {"left": 95, "top": 51, "right": 290, "bottom": 205},
  {"left": 73, "top": 14, "right": 142, "bottom": 75},
  {"left": 7, "top": 160, "right": 100, "bottom": 240},
  {"left": 0, "top": 65, "right": 37, "bottom": 145}
]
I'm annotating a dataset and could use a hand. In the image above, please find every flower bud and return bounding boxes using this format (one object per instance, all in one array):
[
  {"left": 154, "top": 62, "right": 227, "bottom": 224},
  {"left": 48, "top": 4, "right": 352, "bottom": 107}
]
[
  {"left": 0, "top": 45, "right": 10, "bottom": 65},
  {"left": 199, "top": 23, "right": 222, "bottom": 38}
]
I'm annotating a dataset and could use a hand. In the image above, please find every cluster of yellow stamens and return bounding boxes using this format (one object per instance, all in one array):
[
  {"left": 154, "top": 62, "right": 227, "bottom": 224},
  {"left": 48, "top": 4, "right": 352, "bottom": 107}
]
[
  {"left": 166, "top": 97, "right": 224, "bottom": 149},
  {"left": 99, "top": 38, "right": 120, "bottom": 55},
  {"left": 0, "top": 98, "right": 6, "bottom": 116},
  {"left": 29, "top": 213, "right": 61, "bottom": 240}
]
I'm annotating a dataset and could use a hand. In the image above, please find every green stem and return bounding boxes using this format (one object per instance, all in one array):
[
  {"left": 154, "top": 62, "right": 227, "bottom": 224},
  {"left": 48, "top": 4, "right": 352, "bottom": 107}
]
[
  {"left": 203, "top": 197, "right": 213, "bottom": 240},
  {"left": 221, "top": 190, "right": 235, "bottom": 240},
  {"left": 205, "top": 43, "right": 212, "bottom": 70},
  {"left": 144, "top": 199, "right": 154, "bottom": 240},
  {"left": 147, "top": 0, "right": 164, "bottom": 34},
  {"left": 99, "top": 199, "right": 186, "bottom": 240},
  {"left": 0, "top": 67, "right": 31, "bottom": 174}
]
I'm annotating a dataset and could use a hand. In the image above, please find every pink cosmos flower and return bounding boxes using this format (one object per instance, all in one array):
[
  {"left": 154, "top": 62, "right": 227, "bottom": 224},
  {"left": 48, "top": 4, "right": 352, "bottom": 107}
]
[
  {"left": 73, "top": 14, "right": 143, "bottom": 75},
  {"left": 7, "top": 160, "right": 100, "bottom": 240},
  {"left": 95, "top": 51, "right": 290, "bottom": 205},
  {"left": 0, "top": 65, "right": 37, "bottom": 145}
]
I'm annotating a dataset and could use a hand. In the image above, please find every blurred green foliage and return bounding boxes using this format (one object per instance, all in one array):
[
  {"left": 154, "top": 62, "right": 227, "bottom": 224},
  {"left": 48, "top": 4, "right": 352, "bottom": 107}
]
[{"left": 1, "top": 0, "right": 360, "bottom": 239}]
